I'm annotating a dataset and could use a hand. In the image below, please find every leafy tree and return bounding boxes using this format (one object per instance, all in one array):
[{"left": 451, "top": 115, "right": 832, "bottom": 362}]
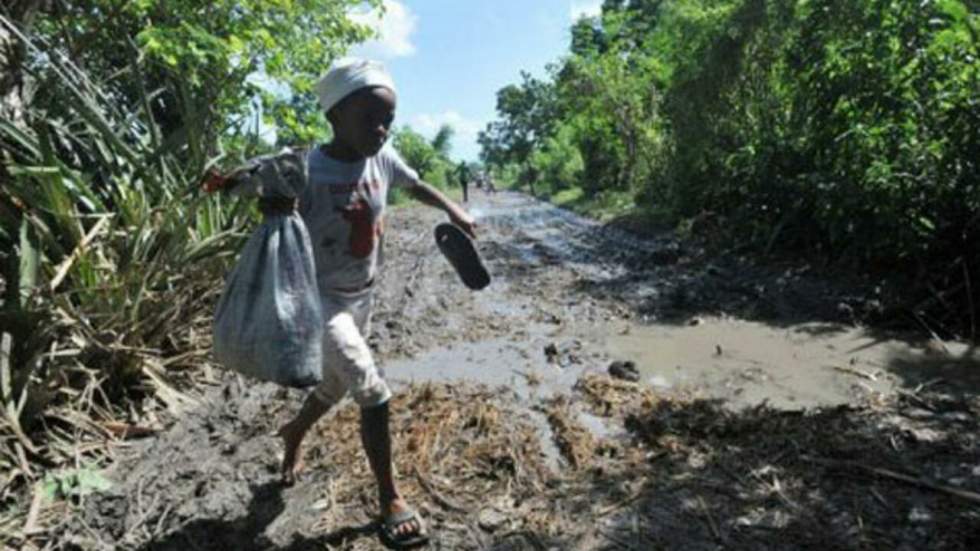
[
  {"left": 431, "top": 124, "right": 455, "bottom": 158},
  {"left": 0, "top": 0, "right": 381, "bottom": 484},
  {"left": 393, "top": 125, "right": 454, "bottom": 189},
  {"left": 529, "top": 124, "right": 585, "bottom": 194},
  {"left": 17, "top": 0, "right": 376, "bottom": 170},
  {"left": 482, "top": 0, "right": 980, "bottom": 334},
  {"left": 478, "top": 72, "right": 558, "bottom": 194}
]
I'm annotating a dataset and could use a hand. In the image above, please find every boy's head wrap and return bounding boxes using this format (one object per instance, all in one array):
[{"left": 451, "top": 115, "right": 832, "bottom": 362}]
[{"left": 316, "top": 58, "right": 396, "bottom": 113}]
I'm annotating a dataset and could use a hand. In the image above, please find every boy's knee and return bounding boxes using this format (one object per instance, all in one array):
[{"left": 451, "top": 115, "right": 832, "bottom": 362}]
[
  {"left": 311, "top": 384, "right": 343, "bottom": 407},
  {"left": 359, "top": 397, "right": 390, "bottom": 414},
  {"left": 351, "top": 380, "right": 392, "bottom": 410}
]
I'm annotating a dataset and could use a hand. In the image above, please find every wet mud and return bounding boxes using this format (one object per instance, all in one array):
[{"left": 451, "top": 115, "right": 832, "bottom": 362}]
[{"left": 47, "top": 191, "right": 980, "bottom": 550}]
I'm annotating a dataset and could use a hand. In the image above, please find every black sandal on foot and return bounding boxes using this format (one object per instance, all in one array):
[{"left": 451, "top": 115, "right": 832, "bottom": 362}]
[
  {"left": 379, "top": 508, "right": 430, "bottom": 549},
  {"left": 435, "top": 222, "right": 491, "bottom": 290}
]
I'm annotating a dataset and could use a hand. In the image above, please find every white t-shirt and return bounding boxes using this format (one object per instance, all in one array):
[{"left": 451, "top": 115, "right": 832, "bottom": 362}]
[{"left": 298, "top": 144, "right": 420, "bottom": 293}]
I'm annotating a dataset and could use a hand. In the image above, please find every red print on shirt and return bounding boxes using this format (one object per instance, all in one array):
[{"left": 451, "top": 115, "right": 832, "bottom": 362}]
[{"left": 339, "top": 183, "right": 382, "bottom": 259}]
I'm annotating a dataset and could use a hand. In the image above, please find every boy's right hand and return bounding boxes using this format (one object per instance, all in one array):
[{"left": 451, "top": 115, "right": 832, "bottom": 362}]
[
  {"left": 259, "top": 197, "right": 299, "bottom": 215},
  {"left": 201, "top": 170, "right": 229, "bottom": 193},
  {"left": 450, "top": 210, "right": 477, "bottom": 240}
]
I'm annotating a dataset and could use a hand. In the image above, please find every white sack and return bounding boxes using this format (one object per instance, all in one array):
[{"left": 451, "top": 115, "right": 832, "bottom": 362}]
[{"left": 212, "top": 149, "right": 323, "bottom": 387}]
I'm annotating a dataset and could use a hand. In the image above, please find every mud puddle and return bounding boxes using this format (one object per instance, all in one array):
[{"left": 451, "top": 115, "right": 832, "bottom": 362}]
[
  {"left": 471, "top": 192, "right": 979, "bottom": 412},
  {"left": 599, "top": 318, "right": 910, "bottom": 409}
]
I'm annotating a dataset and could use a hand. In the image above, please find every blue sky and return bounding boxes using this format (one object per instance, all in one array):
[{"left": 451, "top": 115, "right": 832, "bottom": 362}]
[{"left": 346, "top": 0, "right": 603, "bottom": 161}]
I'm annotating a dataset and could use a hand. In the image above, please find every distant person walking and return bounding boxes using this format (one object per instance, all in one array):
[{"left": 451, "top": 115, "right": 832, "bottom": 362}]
[
  {"left": 483, "top": 172, "right": 496, "bottom": 194},
  {"left": 456, "top": 161, "right": 471, "bottom": 203}
]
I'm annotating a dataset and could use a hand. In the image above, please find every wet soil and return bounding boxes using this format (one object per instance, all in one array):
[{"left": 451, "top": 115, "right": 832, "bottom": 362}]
[{"left": 46, "top": 191, "right": 980, "bottom": 550}]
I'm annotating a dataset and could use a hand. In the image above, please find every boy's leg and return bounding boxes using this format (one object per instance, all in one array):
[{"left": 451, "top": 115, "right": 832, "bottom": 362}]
[
  {"left": 346, "top": 292, "right": 425, "bottom": 541},
  {"left": 278, "top": 391, "right": 334, "bottom": 486},
  {"left": 304, "top": 291, "right": 425, "bottom": 539},
  {"left": 360, "top": 401, "right": 424, "bottom": 540},
  {"left": 278, "top": 292, "right": 349, "bottom": 486}
]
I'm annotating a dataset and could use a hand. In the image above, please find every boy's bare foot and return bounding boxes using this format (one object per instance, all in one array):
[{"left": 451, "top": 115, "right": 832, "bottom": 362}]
[{"left": 277, "top": 423, "right": 306, "bottom": 486}]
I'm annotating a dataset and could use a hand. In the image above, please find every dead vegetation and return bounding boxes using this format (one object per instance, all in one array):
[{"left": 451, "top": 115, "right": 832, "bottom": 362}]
[
  {"left": 13, "top": 370, "right": 971, "bottom": 550},
  {"left": 545, "top": 396, "right": 598, "bottom": 470},
  {"left": 572, "top": 373, "right": 658, "bottom": 417}
]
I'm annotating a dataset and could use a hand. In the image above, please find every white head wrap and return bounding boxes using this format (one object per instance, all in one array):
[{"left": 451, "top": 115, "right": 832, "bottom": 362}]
[{"left": 316, "top": 58, "right": 396, "bottom": 113}]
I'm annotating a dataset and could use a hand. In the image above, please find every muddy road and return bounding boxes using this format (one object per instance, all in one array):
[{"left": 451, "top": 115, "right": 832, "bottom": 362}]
[{"left": 55, "top": 191, "right": 979, "bottom": 550}]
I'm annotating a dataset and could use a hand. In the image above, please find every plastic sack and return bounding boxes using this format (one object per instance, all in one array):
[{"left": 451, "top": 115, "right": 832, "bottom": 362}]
[{"left": 212, "top": 149, "right": 323, "bottom": 388}]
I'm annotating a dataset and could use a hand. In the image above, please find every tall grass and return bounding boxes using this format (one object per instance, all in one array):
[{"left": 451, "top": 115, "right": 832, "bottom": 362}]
[{"left": 0, "top": 15, "right": 253, "bottom": 536}]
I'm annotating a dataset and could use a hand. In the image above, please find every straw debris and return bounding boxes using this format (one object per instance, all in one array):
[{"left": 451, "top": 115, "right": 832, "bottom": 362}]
[
  {"left": 545, "top": 397, "right": 596, "bottom": 470},
  {"left": 573, "top": 372, "right": 658, "bottom": 416}
]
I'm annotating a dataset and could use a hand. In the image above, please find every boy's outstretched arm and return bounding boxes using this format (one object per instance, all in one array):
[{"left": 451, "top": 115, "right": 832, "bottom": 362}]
[{"left": 407, "top": 182, "right": 477, "bottom": 238}]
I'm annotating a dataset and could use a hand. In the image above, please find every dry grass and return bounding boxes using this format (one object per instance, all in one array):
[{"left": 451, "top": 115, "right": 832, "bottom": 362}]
[
  {"left": 13, "top": 370, "right": 980, "bottom": 550},
  {"left": 545, "top": 396, "right": 597, "bottom": 470},
  {"left": 572, "top": 372, "right": 658, "bottom": 416},
  {"left": 297, "top": 384, "right": 558, "bottom": 541}
]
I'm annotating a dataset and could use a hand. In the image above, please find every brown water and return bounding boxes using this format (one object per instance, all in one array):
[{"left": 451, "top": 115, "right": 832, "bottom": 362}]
[{"left": 601, "top": 318, "right": 905, "bottom": 409}]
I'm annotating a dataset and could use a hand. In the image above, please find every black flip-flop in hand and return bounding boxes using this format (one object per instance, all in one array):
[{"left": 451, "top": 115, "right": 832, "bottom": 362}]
[{"left": 435, "top": 222, "right": 491, "bottom": 290}]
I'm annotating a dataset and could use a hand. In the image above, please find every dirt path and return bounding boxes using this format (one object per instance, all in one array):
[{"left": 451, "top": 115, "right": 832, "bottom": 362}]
[{"left": 54, "top": 191, "right": 979, "bottom": 550}]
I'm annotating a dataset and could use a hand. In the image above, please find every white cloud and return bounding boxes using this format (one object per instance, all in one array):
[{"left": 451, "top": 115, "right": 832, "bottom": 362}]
[
  {"left": 569, "top": 0, "right": 603, "bottom": 21},
  {"left": 409, "top": 111, "right": 484, "bottom": 160},
  {"left": 351, "top": 0, "right": 418, "bottom": 59}
]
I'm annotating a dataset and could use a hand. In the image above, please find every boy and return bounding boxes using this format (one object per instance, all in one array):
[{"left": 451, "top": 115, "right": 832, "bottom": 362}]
[{"left": 263, "top": 59, "right": 475, "bottom": 548}]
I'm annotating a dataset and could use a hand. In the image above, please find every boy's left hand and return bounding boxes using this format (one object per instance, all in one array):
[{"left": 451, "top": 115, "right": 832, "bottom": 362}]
[{"left": 451, "top": 211, "right": 477, "bottom": 239}]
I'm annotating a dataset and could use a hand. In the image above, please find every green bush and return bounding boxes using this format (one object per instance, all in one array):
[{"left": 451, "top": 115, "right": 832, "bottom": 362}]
[
  {"left": 0, "top": 17, "right": 255, "bottom": 484},
  {"left": 0, "top": 1, "right": 374, "bottom": 507},
  {"left": 664, "top": 0, "right": 979, "bottom": 266},
  {"left": 529, "top": 124, "right": 585, "bottom": 195},
  {"left": 393, "top": 125, "right": 458, "bottom": 197},
  {"left": 482, "top": 0, "right": 980, "bottom": 334}
]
